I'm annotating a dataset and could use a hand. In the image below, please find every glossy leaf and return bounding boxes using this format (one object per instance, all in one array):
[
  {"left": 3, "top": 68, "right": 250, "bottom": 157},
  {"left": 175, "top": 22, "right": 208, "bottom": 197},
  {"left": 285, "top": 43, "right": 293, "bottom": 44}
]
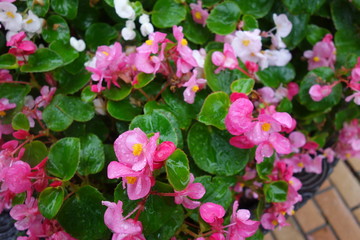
[
  {"left": 81, "top": 86, "right": 97, "bottom": 103},
  {"left": 107, "top": 99, "right": 142, "bottom": 121},
  {"left": 306, "top": 24, "right": 330, "bottom": 45},
  {"left": 134, "top": 73, "right": 155, "bottom": 89},
  {"left": 42, "top": 15, "right": 70, "bottom": 43},
  {"left": 282, "top": 0, "right": 326, "bottom": 14},
  {"left": 198, "top": 91, "right": 230, "bottom": 130},
  {"left": 47, "top": 137, "right": 80, "bottom": 181},
  {"left": 233, "top": 0, "right": 274, "bottom": 18},
  {"left": 39, "top": 187, "right": 64, "bottom": 219},
  {"left": 23, "top": 141, "right": 48, "bottom": 167},
  {"left": 187, "top": 123, "right": 250, "bottom": 176},
  {"left": 57, "top": 186, "right": 110, "bottom": 240},
  {"left": 231, "top": 78, "right": 255, "bottom": 94},
  {"left": 43, "top": 95, "right": 73, "bottom": 131},
  {"left": 11, "top": 112, "right": 30, "bottom": 131},
  {"left": 27, "top": 0, "right": 50, "bottom": 17},
  {"left": 85, "top": 23, "right": 118, "bottom": 50},
  {"left": 152, "top": 0, "right": 186, "bottom": 28},
  {"left": 51, "top": 0, "right": 78, "bottom": 19},
  {"left": 78, "top": 134, "right": 105, "bottom": 176},
  {"left": 206, "top": 2, "right": 241, "bottom": 35},
  {"left": 0, "top": 53, "right": 18, "bottom": 69},
  {"left": 242, "top": 15, "right": 259, "bottom": 31},
  {"left": 276, "top": 98, "right": 293, "bottom": 113},
  {"left": 165, "top": 149, "right": 190, "bottom": 191},
  {"left": 256, "top": 65, "right": 296, "bottom": 88},
  {"left": 21, "top": 49, "right": 63, "bottom": 72},
  {"left": 56, "top": 95, "right": 95, "bottom": 122},
  {"left": 182, "top": 13, "right": 212, "bottom": 45},
  {"left": 264, "top": 181, "right": 288, "bottom": 203},
  {"left": 54, "top": 69, "right": 91, "bottom": 95},
  {"left": 256, "top": 153, "right": 275, "bottom": 180},
  {"left": 49, "top": 40, "right": 79, "bottom": 66},
  {"left": 335, "top": 104, "right": 360, "bottom": 130},
  {"left": 103, "top": 84, "right": 133, "bottom": 101},
  {"left": 283, "top": 13, "right": 309, "bottom": 50}
]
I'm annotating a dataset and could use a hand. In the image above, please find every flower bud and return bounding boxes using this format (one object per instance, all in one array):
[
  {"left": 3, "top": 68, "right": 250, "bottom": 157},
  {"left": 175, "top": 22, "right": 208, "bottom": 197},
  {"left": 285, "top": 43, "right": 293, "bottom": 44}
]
[{"left": 154, "top": 141, "right": 176, "bottom": 162}]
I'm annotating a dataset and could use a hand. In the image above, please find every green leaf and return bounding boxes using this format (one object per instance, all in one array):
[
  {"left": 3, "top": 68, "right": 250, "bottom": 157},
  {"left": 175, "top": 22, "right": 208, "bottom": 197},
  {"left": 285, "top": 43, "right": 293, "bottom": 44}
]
[
  {"left": 104, "top": 0, "right": 114, "bottom": 7},
  {"left": 246, "top": 230, "right": 264, "bottom": 240},
  {"left": 335, "top": 30, "right": 360, "bottom": 67},
  {"left": 11, "top": 112, "right": 30, "bottom": 131},
  {"left": 276, "top": 98, "right": 293, "bottom": 113},
  {"left": 242, "top": 15, "right": 259, "bottom": 31},
  {"left": 27, "top": 0, "right": 50, "bottom": 17},
  {"left": 152, "top": 0, "right": 186, "bottom": 28},
  {"left": 51, "top": 0, "right": 78, "bottom": 19},
  {"left": 231, "top": 78, "right": 255, "bottom": 94},
  {"left": 47, "top": 137, "right": 80, "bottom": 181},
  {"left": 54, "top": 69, "right": 91, "bottom": 95},
  {"left": 64, "top": 52, "right": 89, "bottom": 75},
  {"left": 81, "top": 86, "right": 97, "bottom": 103},
  {"left": 78, "top": 134, "right": 105, "bottom": 176},
  {"left": 311, "top": 132, "right": 328, "bottom": 148},
  {"left": 256, "top": 153, "right": 275, "bottom": 180},
  {"left": 165, "top": 149, "right": 190, "bottom": 191},
  {"left": 39, "top": 187, "right": 64, "bottom": 219},
  {"left": 233, "top": 0, "right": 274, "bottom": 18},
  {"left": 42, "top": 15, "right": 70, "bottom": 43},
  {"left": 134, "top": 73, "right": 155, "bottom": 89},
  {"left": 103, "top": 84, "right": 133, "bottom": 101},
  {"left": 283, "top": 13, "right": 309, "bottom": 50},
  {"left": 114, "top": 183, "right": 140, "bottom": 215},
  {"left": 43, "top": 95, "right": 73, "bottom": 131},
  {"left": 21, "top": 48, "right": 63, "bottom": 72},
  {"left": 107, "top": 99, "right": 142, "bottom": 121},
  {"left": 256, "top": 65, "right": 296, "bottom": 88},
  {"left": 57, "top": 186, "right": 110, "bottom": 240},
  {"left": 0, "top": 53, "right": 18, "bottom": 69},
  {"left": 264, "top": 181, "right": 288, "bottom": 203},
  {"left": 207, "top": 1, "right": 241, "bottom": 35},
  {"left": 23, "top": 141, "right": 48, "bottom": 167},
  {"left": 282, "top": 0, "right": 326, "bottom": 14},
  {"left": 331, "top": 0, "right": 360, "bottom": 31},
  {"left": 306, "top": 24, "right": 330, "bottom": 45},
  {"left": 85, "top": 23, "right": 118, "bottom": 51},
  {"left": 299, "top": 68, "right": 342, "bottom": 112},
  {"left": 188, "top": 123, "right": 250, "bottom": 176},
  {"left": 56, "top": 95, "right": 95, "bottom": 122},
  {"left": 335, "top": 104, "right": 360, "bottom": 130},
  {"left": 49, "top": 40, "right": 79, "bottom": 66},
  {"left": 195, "top": 175, "right": 235, "bottom": 208},
  {"left": 130, "top": 109, "right": 181, "bottom": 146},
  {"left": 205, "top": 50, "right": 248, "bottom": 93},
  {"left": 198, "top": 91, "right": 230, "bottom": 130},
  {"left": 182, "top": 13, "right": 212, "bottom": 45}
]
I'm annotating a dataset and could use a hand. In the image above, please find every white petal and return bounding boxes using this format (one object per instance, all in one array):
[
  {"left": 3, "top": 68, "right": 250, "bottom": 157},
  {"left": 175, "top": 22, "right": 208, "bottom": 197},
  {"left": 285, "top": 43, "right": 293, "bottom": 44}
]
[
  {"left": 121, "top": 27, "right": 136, "bottom": 40},
  {"left": 140, "top": 23, "right": 154, "bottom": 37},
  {"left": 139, "top": 14, "right": 150, "bottom": 24}
]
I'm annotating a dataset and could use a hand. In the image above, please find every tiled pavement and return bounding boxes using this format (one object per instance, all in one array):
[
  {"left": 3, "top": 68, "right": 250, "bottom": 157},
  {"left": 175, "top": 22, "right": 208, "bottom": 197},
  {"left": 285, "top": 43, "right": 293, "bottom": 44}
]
[{"left": 264, "top": 159, "right": 360, "bottom": 240}]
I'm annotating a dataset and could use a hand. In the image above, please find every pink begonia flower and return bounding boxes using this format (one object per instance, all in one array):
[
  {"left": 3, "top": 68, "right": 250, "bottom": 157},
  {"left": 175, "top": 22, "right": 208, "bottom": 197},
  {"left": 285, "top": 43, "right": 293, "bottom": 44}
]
[
  {"left": 3, "top": 160, "right": 32, "bottom": 194},
  {"left": 182, "top": 69, "right": 207, "bottom": 104},
  {"left": 153, "top": 141, "right": 176, "bottom": 169},
  {"left": 229, "top": 135, "right": 255, "bottom": 149},
  {"left": 323, "top": 148, "right": 335, "bottom": 163},
  {"left": 349, "top": 58, "right": 360, "bottom": 91},
  {"left": 231, "top": 29, "right": 262, "bottom": 63},
  {"left": 210, "top": 233, "right": 225, "bottom": 240},
  {"left": 0, "top": 122, "right": 13, "bottom": 139},
  {"left": 212, "top": 43, "right": 239, "bottom": 74},
  {"left": 35, "top": 86, "right": 56, "bottom": 108},
  {"left": 304, "top": 34, "right": 336, "bottom": 70},
  {"left": 287, "top": 82, "right": 299, "bottom": 100},
  {"left": 245, "top": 61, "right": 258, "bottom": 74},
  {"left": 102, "top": 200, "right": 145, "bottom": 240},
  {"left": 174, "top": 174, "right": 206, "bottom": 209},
  {"left": 190, "top": 1, "right": 209, "bottom": 27},
  {"left": 200, "top": 202, "right": 225, "bottom": 226},
  {"left": 227, "top": 201, "right": 260, "bottom": 240},
  {"left": 288, "top": 131, "right": 306, "bottom": 152},
  {"left": 335, "top": 119, "right": 360, "bottom": 160},
  {"left": 173, "top": 26, "right": 198, "bottom": 77},
  {"left": 304, "top": 155, "right": 323, "bottom": 174},
  {"left": 0, "top": 69, "right": 13, "bottom": 81},
  {"left": 0, "top": 98, "right": 16, "bottom": 112},
  {"left": 10, "top": 197, "right": 40, "bottom": 231},
  {"left": 261, "top": 212, "right": 289, "bottom": 230},
  {"left": 309, "top": 84, "right": 332, "bottom": 101},
  {"left": 113, "top": 128, "right": 159, "bottom": 171},
  {"left": 7, "top": 31, "right": 37, "bottom": 56},
  {"left": 345, "top": 91, "right": 360, "bottom": 105},
  {"left": 22, "top": 95, "right": 42, "bottom": 128},
  {"left": 225, "top": 98, "right": 254, "bottom": 136}
]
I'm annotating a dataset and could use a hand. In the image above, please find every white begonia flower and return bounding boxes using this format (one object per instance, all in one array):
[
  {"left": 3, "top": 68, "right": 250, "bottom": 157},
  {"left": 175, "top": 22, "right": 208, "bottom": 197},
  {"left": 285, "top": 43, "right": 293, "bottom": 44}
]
[
  {"left": 0, "top": 2, "right": 22, "bottom": 31},
  {"left": 140, "top": 22, "right": 154, "bottom": 37},
  {"left": 273, "top": 14, "right": 292, "bottom": 38},
  {"left": 93, "top": 98, "right": 107, "bottom": 116},
  {"left": 5, "top": 30, "right": 17, "bottom": 41},
  {"left": 231, "top": 29, "right": 262, "bottom": 63},
  {"left": 126, "top": 20, "right": 135, "bottom": 29},
  {"left": 22, "top": 11, "right": 42, "bottom": 33},
  {"left": 121, "top": 27, "right": 136, "bottom": 40},
  {"left": 271, "top": 33, "right": 286, "bottom": 49},
  {"left": 114, "top": 0, "right": 135, "bottom": 20},
  {"left": 258, "top": 49, "right": 292, "bottom": 70},
  {"left": 84, "top": 56, "right": 97, "bottom": 68},
  {"left": 139, "top": 14, "right": 150, "bottom": 24},
  {"left": 192, "top": 49, "right": 206, "bottom": 68},
  {"left": 70, "top": 37, "right": 86, "bottom": 52}
]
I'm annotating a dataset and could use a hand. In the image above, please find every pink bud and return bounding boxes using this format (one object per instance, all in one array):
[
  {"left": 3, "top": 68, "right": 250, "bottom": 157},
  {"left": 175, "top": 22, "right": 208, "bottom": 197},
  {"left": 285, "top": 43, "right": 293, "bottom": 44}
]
[
  {"left": 245, "top": 61, "right": 258, "bottom": 73},
  {"left": 199, "top": 202, "right": 225, "bottom": 224},
  {"left": 230, "top": 92, "right": 248, "bottom": 103},
  {"left": 287, "top": 82, "right": 299, "bottom": 100},
  {"left": 154, "top": 141, "right": 176, "bottom": 163},
  {"left": 13, "top": 130, "right": 30, "bottom": 140}
]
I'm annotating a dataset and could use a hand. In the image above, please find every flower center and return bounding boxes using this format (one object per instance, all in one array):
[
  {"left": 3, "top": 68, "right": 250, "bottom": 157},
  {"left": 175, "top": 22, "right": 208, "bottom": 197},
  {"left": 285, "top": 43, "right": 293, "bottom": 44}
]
[
  {"left": 146, "top": 40, "right": 153, "bottom": 45},
  {"left": 313, "top": 56, "right": 320, "bottom": 62},
  {"left": 6, "top": 12, "right": 15, "bottom": 18},
  {"left": 0, "top": 111, "right": 6, "bottom": 117},
  {"left": 192, "top": 85, "right": 199, "bottom": 92},
  {"left": 181, "top": 39, "right": 188, "bottom": 46},
  {"left": 26, "top": 19, "right": 34, "bottom": 24},
  {"left": 346, "top": 153, "right": 352, "bottom": 159},
  {"left": 261, "top": 123, "right": 271, "bottom": 132},
  {"left": 126, "top": 177, "right": 137, "bottom": 184},
  {"left": 242, "top": 40, "right": 250, "bottom": 46},
  {"left": 132, "top": 143, "right": 143, "bottom": 156},
  {"left": 271, "top": 219, "right": 279, "bottom": 226},
  {"left": 297, "top": 162, "right": 304, "bottom": 167},
  {"left": 194, "top": 11, "right": 202, "bottom": 20}
]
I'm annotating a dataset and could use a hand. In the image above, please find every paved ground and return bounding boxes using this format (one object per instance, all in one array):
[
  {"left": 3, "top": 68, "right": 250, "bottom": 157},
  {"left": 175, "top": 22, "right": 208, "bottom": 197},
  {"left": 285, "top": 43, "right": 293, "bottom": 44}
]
[{"left": 264, "top": 158, "right": 360, "bottom": 240}]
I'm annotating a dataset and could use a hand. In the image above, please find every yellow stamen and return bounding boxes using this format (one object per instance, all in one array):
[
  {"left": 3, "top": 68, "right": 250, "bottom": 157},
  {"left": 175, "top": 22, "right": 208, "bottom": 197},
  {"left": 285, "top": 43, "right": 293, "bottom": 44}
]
[
  {"left": 239, "top": 183, "right": 245, "bottom": 187},
  {"left": 271, "top": 219, "right": 279, "bottom": 226},
  {"left": 288, "top": 180, "right": 294, "bottom": 185},
  {"left": 6, "top": 11, "right": 15, "bottom": 18},
  {"left": 281, "top": 211, "right": 286, "bottom": 215},
  {"left": 181, "top": 39, "right": 188, "bottom": 46},
  {"left": 132, "top": 143, "right": 143, "bottom": 156},
  {"left": 297, "top": 162, "right": 304, "bottom": 167},
  {"left": 26, "top": 19, "right": 33, "bottom": 24},
  {"left": 242, "top": 39, "right": 250, "bottom": 46},
  {"left": 194, "top": 11, "right": 202, "bottom": 20},
  {"left": 145, "top": 40, "right": 153, "bottom": 45},
  {"left": 261, "top": 123, "right": 271, "bottom": 132},
  {"left": 290, "top": 210, "right": 295, "bottom": 215},
  {"left": 0, "top": 111, "right": 6, "bottom": 117},
  {"left": 346, "top": 153, "right": 352, "bottom": 159},
  {"left": 192, "top": 85, "right": 199, "bottom": 92},
  {"left": 126, "top": 177, "right": 137, "bottom": 184},
  {"left": 313, "top": 56, "right": 320, "bottom": 62},
  {"left": 102, "top": 51, "right": 109, "bottom": 56}
]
